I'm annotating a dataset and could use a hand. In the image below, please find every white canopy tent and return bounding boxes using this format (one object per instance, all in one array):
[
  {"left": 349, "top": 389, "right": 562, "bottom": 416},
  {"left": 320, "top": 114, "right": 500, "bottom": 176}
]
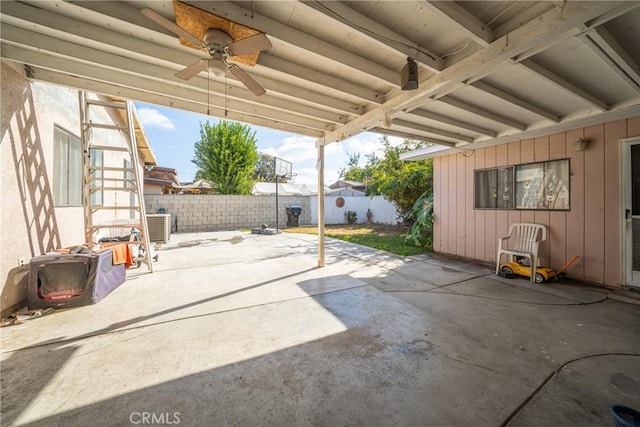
[{"left": 251, "top": 182, "right": 318, "bottom": 196}]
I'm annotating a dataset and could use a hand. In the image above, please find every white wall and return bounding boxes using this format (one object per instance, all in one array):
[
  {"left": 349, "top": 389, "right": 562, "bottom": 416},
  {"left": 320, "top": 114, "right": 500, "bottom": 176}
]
[
  {"left": 309, "top": 196, "right": 398, "bottom": 225},
  {"left": 143, "top": 194, "right": 398, "bottom": 231},
  {"left": 1, "top": 63, "right": 83, "bottom": 315},
  {"left": 1, "top": 62, "right": 144, "bottom": 315}
]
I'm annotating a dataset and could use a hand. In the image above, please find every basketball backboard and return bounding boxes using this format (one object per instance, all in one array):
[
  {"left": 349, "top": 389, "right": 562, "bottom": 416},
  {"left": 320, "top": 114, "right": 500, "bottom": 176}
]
[{"left": 274, "top": 157, "right": 292, "bottom": 178}]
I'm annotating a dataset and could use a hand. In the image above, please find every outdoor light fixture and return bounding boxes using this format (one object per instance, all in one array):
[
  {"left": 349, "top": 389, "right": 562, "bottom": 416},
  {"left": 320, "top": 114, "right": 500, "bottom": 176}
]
[
  {"left": 144, "top": 163, "right": 154, "bottom": 171},
  {"left": 401, "top": 57, "right": 418, "bottom": 90},
  {"left": 574, "top": 138, "right": 588, "bottom": 152}
]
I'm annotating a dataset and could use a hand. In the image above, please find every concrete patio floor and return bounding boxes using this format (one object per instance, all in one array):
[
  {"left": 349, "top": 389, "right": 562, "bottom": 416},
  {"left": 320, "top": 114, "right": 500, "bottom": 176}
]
[{"left": 1, "top": 231, "right": 639, "bottom": 426}]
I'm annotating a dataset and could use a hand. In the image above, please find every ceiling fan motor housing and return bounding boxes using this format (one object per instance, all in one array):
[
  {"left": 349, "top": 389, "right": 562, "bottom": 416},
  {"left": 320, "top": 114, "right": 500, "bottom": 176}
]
[{"left": 203, "top": 29, "right": 233, "bottom": 55}]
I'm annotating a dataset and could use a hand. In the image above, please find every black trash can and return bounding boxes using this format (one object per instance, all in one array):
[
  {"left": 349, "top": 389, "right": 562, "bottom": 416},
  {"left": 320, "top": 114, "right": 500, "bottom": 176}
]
[{"left": 286, "top": 206, "right": 302, "bottom": 227}]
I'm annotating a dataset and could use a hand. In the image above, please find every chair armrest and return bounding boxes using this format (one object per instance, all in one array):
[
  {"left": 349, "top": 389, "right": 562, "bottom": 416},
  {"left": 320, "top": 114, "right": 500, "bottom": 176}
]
[
  {"left": 497, "top": 235, "right": 511, "bottom": 250},
  {"left": 539, "top": 227, "right": 547, "bottom": 242}
]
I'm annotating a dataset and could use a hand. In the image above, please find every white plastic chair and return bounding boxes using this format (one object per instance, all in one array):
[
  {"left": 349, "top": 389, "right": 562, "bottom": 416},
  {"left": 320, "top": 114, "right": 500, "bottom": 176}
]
[{"left": 496, "top": 223, "right": 547, "bottom": 283}]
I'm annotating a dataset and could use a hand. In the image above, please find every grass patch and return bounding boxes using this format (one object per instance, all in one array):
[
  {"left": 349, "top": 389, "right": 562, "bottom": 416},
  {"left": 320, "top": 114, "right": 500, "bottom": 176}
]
[{"left": 285, "top": 224, "right": 431, "bottom": 257}]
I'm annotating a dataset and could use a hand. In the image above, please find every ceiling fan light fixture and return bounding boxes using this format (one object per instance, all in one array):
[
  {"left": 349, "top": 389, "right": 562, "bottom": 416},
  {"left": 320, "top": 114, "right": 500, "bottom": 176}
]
[
  {"left": 209, "top": 59, "right": 227, "bottom": 78},
  {"left": 141, "top": 8, "right": 269, "bottom": 96}
]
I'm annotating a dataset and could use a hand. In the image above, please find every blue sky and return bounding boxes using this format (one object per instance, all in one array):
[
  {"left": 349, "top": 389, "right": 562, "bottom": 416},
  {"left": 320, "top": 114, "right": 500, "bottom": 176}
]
[{"left": 134, "top": 102, "right": 401, "bottom": 185}]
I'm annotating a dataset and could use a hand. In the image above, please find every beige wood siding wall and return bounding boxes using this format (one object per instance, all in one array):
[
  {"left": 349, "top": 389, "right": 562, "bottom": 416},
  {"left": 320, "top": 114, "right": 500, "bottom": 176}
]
[{"left": 433, "top": 117, "right": 640, "bottom": 287}]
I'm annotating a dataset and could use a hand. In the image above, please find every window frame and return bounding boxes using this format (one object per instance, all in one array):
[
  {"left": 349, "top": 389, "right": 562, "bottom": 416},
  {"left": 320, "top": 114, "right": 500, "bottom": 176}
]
[
  {"left": 90, "top": 148, "right": 104, "bottom": 206},
  {"left": 473, "top": 158, "right": 571, "bottom": 211},
  {"left": 53, "top": 125, "right": 82, "bottom": 207},
  {"left": 515, "top": 159, "right": 571, "bottom": 210},
  {"left": 473, "top": 166, "right": 515, "bottom": 210}
]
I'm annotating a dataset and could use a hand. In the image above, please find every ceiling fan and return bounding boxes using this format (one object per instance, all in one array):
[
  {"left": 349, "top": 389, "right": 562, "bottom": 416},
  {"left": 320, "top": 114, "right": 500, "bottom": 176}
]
[{"left": 141, "top": 7, "right": 271, "bottom": 96}]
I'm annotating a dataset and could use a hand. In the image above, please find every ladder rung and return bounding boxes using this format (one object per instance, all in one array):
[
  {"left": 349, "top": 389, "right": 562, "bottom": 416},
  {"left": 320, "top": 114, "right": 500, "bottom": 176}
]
[
  {"left": 90, "top": 166, "right": 136, "bottom": 172},
  {"left": 90, "top": 145, "right": 130, "bottom": 152},
  {"left": 83, "top": 123, "right": 130, "bottom": 131},
  {"left": 88, "top": 177, "right": 136, "bottom": 183},
  {"left": 87, "top": 223, "right": 140, "bottom": 229},
  {"left": 90, "top": 186, "right": 139, "bottom": 192},
  {"left": 91, "top": 206, "right": 142, "bottom": 211},
  {"left": 86, "top": 99, "right": 127, "bottom": 109}
]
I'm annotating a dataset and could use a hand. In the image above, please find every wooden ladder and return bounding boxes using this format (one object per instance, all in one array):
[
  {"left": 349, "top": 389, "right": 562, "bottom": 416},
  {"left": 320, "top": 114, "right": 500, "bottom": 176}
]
[{"left": 79, "top": 91, "right": 154, "bottom": 272}]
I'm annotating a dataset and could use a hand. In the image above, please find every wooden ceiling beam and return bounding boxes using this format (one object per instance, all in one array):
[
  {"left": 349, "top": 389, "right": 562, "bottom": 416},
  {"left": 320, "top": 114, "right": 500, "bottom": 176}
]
[
  {"left": 298, "top": 1, "right": 442, "bottom": 73},
  {"left": 321, "top": 1, "right": 623, "bottom": 144},
  {"left": 471, "top": 80, "right": 561, "bottom": 122},
  {"left": 30, "top": 68, "right": 325, "bottom": 137},
  {"left": 437, "top": 96, "right": 527, "bottom": 130},
  {"left": 372, "top": 128, "right": 456, "bottom": 148},
  {"left": 181, "top": 0, "right": 400, "bottom": 86},
  {"left": 408, "top": 109, "right": 498, "bottom": 137},
  {"left": 0, "top": 44, "right": 334, "bottom": 133},
  {"left": 1, "top": 2, "right": 369, "bottom": 117},
  {"left": 584, "top": 27, "right": 640, "bottom": 89},
  {"left": 518, "top": 59, "right": 609, "bottom": 111},
  {"left": 0, "top": 19, "right": 361, "bottom": 119},
  {"left": 419, "top": 1, "right": 494, "bottom": 45},
  {"left": 392, "top": 119, "right": 475, "bottom": 143}
]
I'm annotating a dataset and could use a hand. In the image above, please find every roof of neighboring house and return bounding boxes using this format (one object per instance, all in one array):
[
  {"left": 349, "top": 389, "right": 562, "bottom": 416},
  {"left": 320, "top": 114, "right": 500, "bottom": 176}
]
[
  {"left": 177, "top": 179, "right": 214, "bottom": 192},
  {"left": 186, "top": 179, "right": 212, "bottom": 189},
  {"left": 144, "top": 166, "right": 179, "bottom": 188},
  {"left": 144, "top": 178, "right": 175, "bottom": 187},
  {"left": 328, "top": 180, "right": 366, "bottom": 190},
  {"left": 326, "top": 187, "right": 366, "bottom": 197}
]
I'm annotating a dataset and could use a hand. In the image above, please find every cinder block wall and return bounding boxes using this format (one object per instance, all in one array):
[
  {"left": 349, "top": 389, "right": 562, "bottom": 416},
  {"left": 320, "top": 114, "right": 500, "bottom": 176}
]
[{"left": 145, "top": 195, "right": 311, "bottom": 232}]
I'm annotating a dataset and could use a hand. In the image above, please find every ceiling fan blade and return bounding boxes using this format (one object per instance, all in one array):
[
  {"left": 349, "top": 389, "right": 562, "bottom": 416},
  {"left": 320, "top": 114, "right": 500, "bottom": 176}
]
[
  {"left": 228, "top": 64, "right": 266, "bottom": 96},
  {"left": 175, "top": 59, "right": 208, "bottom": 80},
  {"left": 141, "top": 8, "right": 204, "bottom": 48},
  {"left": 226, "top": 33, "right": 272, "bottom": 56}
]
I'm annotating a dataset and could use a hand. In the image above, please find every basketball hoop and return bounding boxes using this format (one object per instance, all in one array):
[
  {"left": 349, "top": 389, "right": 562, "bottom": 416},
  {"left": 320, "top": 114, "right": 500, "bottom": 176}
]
[
  {"left": 274, "top": 157, "right": 292, "bottom": 178},
  {"left": 273, "top": 157, "right": 293, "bottom": 233}
]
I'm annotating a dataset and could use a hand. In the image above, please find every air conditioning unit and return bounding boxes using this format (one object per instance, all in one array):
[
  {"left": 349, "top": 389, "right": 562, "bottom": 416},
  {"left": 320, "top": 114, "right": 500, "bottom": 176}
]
[{"left": 146, "top": 214, "right": 171, "bottom": 243}]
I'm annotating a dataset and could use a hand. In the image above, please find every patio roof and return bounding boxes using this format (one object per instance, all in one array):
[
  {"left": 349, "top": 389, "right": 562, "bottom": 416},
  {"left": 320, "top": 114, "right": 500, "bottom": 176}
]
[
  {"left": 1, "top": 1, "right": 639, "bottom": 150},
  {"left": 2, "top": 0, "right": 639, "bottom": 267}
]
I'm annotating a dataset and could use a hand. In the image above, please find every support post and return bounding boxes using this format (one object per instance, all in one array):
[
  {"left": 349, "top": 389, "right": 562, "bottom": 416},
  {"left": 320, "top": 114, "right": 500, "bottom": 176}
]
[
  {"left": 317, "top": 143, "right": 325, "bottom": 267},
  {"left": 274, "top": 157, "right": 279, "bottom": 232}
]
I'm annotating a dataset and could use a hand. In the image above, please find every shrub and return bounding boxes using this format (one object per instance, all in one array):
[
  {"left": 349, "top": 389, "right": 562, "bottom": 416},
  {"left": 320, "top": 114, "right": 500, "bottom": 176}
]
[{"left": 345, "top": 210, "right": 357, "bottom": 224}]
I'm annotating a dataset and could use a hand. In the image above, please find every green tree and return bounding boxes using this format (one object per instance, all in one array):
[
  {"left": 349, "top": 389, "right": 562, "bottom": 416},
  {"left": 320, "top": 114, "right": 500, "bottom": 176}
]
[
  {"left": 254, "top": 153, "right": 288, "bottom": 183},
  {"left": 192, "top": 120, "right": 259, "bottom": 194},
  {"left": 366, "top": 137, "right": 432, "bottom": 222},
  {"left": 339, "top": 152, "right": 380, "bottom": 191},
  {"left": 338, "top": 152, "right": 364, "bottom": 182}
]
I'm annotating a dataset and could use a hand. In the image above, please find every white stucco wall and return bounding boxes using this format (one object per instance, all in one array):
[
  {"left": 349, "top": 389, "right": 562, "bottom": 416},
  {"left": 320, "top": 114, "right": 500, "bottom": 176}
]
[
  {"left": 1, "top": 62, "right": 144, "bottom": 314},
  {"left": 309, "top": 195, "right": 398, "bottom": 225},
  {"left": 1, "top": 63, "right": 82, "bottom": 314}
]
